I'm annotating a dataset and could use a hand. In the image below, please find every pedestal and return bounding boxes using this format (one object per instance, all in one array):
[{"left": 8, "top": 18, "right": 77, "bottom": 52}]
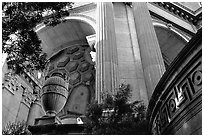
[{"left": 34, "top": 115, "right": 62, "bottom": 125}]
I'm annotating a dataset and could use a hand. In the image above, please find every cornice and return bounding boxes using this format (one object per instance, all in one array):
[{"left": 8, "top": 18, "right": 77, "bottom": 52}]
[
  {"left": 68, "top": 3, "right": 96, "bottom": 14},
  {"left": 150, "top": 2, "right": 202, "bottom": 26},
  {"left": 173, "top": 2, "right": 202, "bottom": 15}
]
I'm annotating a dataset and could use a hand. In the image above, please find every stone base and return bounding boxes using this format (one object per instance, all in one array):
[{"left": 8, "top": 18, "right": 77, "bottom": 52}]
[{"left": 34, "top": 115, "right": 62, "bottom": 125}]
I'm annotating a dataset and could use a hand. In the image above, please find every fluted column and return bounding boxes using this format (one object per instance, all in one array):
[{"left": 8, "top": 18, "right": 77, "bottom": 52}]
[
  {"left": 132, "top": 3, "right": 166, "bottom": 99},
  {"left": 125, "top": 4, "right": 149, "bottom": 105},
  {"left": 95, "top": 2, "right": 118, "bottom": 103}
]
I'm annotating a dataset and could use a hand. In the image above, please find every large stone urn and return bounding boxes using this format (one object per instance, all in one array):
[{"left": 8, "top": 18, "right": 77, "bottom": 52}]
[{"left": 41, "top": 76, "right": 69, "bottom": 116}]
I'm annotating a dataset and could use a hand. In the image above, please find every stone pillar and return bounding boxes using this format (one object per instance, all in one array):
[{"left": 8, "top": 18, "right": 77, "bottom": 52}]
[
  {"left": 95, "top": 2, "right": 118, "bottom": 103},
  {"left": 125, "top": 4, "right": 149, "bottom": 104},
  {"left": 132, "top": 2, "right": 166, "bottom": 99}
]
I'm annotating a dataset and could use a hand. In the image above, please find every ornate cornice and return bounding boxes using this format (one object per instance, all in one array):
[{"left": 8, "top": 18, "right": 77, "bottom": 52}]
[
  {"left": 150, "top": 2, "right": 202, "bottom": 26},
  {"left": 173, "top": 2, "right": 202, "bottom": 15}
]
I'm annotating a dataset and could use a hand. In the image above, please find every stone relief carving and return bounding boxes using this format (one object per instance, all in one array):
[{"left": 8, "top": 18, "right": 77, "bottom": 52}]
[{"left": 152, "top": 61, "right": 201, "bottom": 134}]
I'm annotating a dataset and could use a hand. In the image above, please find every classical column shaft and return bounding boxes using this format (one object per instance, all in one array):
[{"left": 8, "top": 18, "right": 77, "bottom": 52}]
[
  {"left": 132, "top": 3, "right": 166, "bottom": 99},
  {"left": 125, "top": 5, "right": 149, "bottom": 104},
  {"left": 96, "top": 2, "right": 118, "bottom": 103}
]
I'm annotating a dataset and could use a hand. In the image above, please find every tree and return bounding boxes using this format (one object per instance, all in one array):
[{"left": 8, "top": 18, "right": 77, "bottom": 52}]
[
  {"left": 83, "top": 84, "right": 150, "bottom": 135},
  {"left": 2, "top": 121, "right": 31, "bottom": 135},
  {"left": 2, "top": 2, "right": 73, "bottom": 74}
]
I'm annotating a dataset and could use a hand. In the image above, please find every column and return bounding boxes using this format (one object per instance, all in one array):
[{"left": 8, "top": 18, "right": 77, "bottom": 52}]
[
  {"left": 125, "top": 4, "right": 149, "bottom": 104},
  {"left": 132, "top": 3, "right": 166, "bottom": 99},
  {"left": 95, "top": 2, "right": 119, "bottom": 103}
]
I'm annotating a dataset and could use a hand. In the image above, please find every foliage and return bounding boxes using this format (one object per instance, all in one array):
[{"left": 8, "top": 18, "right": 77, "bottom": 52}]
[
  {"left": 2, "top": 121, "right": 31, "bottom": 135},
  {"left": 2, "top": 2, "right": 73, "bottom": 74},
  {"left": 83, "top": 84, "right": 150, "bottom": 135}
]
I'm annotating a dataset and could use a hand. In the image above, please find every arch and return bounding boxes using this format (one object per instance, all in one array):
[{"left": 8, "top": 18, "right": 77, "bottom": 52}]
[
  {"left": 35, "top": 15, "right": 96, "bottom": 58},
  {"left": 153, "top": 21, "right": 189, "bottom": 68},
  {"left": 35, "top": 14, "right": 96, "bottom": 33},
  {"left": 67, "top": 14, "right": 96, "bottom": 30},
  {"left": 153, "top": 21, "right": 190, "bottom": 42}
]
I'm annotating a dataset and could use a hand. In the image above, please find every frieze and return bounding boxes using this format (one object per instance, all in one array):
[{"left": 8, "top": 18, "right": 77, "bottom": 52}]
[
  {"left": 152, "top": 61, "right": 201, "bottom": 134},
  {"left": 148, "top": 28, "right": 201, "bottom": 135}
]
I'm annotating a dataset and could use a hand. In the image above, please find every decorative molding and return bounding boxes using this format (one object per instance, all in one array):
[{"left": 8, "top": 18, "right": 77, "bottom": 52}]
[
  {"left": 147, "top": 29, "right": 202, "bottom": 134},
  {"left": 149, "top": 10, "right": 196, "bottom": 36},
  {"left": 2, "top": 73, "right": 19, "bottom": 94},
  {"left": 173, "top": 2, "right": 202, "bottom": 15},
  {"left": 152, "top": 61, "right": 201, "bottom": 134},
  {"left": 1, "top": 70, "right": 43, "bottom": 108},
  {"left": 150, "top": 2, "right": 202, "bottom": 26},
  {"left": 69, "top": 3, "right": 96, "bottom": 14},
  {"left": 22, "top": 88, "right": 37, "bottom": 108},
  {"left": 63, "top": 15, "right": 96, "bottom": 31}
]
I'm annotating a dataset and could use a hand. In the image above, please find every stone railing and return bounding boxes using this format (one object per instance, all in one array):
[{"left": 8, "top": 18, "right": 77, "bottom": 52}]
[{"left": 147, "top": 29, "right": 202, "bottom": 135}]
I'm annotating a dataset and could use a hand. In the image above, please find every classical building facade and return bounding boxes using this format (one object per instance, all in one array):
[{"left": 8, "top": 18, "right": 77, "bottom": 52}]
[{"left": 2, "top": 2, "right": 202, "bottom": 135}]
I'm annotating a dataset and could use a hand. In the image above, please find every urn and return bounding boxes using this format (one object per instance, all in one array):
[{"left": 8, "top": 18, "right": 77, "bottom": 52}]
[{"left": 41, "top": 76, "right": 69, "bottom": 116}]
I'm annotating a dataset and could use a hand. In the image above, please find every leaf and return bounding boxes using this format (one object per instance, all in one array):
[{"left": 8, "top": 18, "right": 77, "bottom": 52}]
[
  {"left": 2, "top": 2, "right": 73, "bottom": 74},
  {"left": 2, "top": 121, "right": 31, "bottom": 135},
  {"left": 83, "top": 83, "right": 150, "bottom": 135}
]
